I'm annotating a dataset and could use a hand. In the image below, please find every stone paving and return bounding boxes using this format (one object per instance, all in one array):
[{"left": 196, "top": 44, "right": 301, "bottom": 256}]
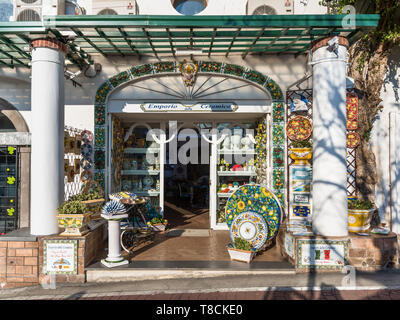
[{"left": 52, "top": 289, "right": 400, "bottom": 300}]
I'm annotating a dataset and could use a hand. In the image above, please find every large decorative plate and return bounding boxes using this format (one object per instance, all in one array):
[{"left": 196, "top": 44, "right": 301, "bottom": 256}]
[
  {"left": 225, "top": 185, "right": 282, "bottom": 240},
  {"left": 347, "top": 132, "right": 360, "bottom": 148},
  {"left": 286, "top": 115, "right": 313, "bottom": 141},
  {"left": 230, "top": 211, "right": 268, "bottom": 250}
]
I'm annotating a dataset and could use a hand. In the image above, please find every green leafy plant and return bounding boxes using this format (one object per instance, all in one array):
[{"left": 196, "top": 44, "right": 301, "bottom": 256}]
[
  {"left": 348, "top": 199, "right": 375, "bottom": 210},
  {"left": 57, "top": 200, "right": 87, "bottom": 215},
  {"left": 291, "top": 140, "right": 312, "bottom": 148},
  {"left": 149, "top": 215, "right": 167, "bottom": 225},
  {"left": 233, "top": 237, "right": 253, "bottom": 251},
  {"left": 69, "top": 189, "right": 104, "bottom": 201}
]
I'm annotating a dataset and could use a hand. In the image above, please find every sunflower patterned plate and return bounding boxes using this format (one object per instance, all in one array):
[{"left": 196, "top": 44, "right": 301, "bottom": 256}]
[
  {"left": 225, "top": 185, "right": 282, "bottom": 240},
  {"left": 230, "top": 211, "right": 268, "bottom": 250},
  {"left": 286, "top": 115, "right": 313, "bottom": 141}
]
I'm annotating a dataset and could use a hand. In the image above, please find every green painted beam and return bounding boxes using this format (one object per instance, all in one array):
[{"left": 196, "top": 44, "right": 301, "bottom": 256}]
[
  {"left": 40, "top": 14, "right": 380, "bottom": 29},
  {"left": 0, "top": 36, "right": 30, "bottom": 59},
  {"left": 225, "top": 28, "right": 241, "bottom": 57},
  {"left": 95, "top": 27, "right": 124, "bottom": 56},
  {"left": 71, "top": 27, "right": 108, "bottom": 57},
  {"left": 241, "top": 27, "right": 265, "bottom": 59}
]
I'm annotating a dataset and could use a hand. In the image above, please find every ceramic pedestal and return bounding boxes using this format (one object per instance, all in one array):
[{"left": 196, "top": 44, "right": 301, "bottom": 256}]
[{"left": 101, "top": 213, "right": 129, "bottom": 268}]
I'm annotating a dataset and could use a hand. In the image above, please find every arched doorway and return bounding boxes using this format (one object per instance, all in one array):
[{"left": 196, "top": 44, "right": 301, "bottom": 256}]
[
  {"left": 100, "top": 62, "right": 284, "bottom": 230},
  {"left": 0, "top": 98, "right": 30, "bottom": 234}
]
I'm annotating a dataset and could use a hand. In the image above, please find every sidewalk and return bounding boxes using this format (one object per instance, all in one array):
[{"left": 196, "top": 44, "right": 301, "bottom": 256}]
[{"left": 1, "top": 269, "right": 400, "bottom": 300}]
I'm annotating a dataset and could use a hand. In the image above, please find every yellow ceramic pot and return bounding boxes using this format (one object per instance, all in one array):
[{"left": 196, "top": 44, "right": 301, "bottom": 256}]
[
  {"left": 56, "top": 213, "right": 91, "bottom": 236},
  {"left": 289, "top": 147, "right": 312, "bottom": 165},
  {"left": 348, "top": 208, "right": 375, "bottom": 232}
]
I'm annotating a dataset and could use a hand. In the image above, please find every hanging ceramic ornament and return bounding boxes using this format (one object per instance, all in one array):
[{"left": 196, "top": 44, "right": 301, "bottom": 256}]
[
  {"left": 81, "top": 158, "right": 92, "bottom": 170},
  {"left": 347, "top": 132, "right": 360, "bottom": 148},
  {"left": 80, "top": 170, "right": 93, "bottom": 182},
  {"left": 81, "top": 143, "right": 93, "bottom": 159},
  {"left": 81, "top": 130, "right": 94, "bottom": 143}
]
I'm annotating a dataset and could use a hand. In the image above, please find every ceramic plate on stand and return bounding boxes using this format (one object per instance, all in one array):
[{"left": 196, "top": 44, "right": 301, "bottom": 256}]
[{"left": 229, "top": 211, "right": 268, "bottom": 250}]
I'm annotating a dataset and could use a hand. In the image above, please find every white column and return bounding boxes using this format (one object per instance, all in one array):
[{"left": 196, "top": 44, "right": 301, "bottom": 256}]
[
  {"left": 311, "top": 36, "right": 349, "bottom": 237},
  {"left": 101, "top": 214, "right": 129, "bottom": 267},
  {"left": 30, "top": 39, "right": 65, "bottom": 235}
]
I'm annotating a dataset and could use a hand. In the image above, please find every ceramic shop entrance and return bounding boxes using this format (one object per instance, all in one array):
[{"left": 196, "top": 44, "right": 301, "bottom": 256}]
[
  {"left": 101, "top": 70, "right": 289, "bottom": 264},
  {"left": 106, "top": 72, "right": 275, "bottom": 232}
]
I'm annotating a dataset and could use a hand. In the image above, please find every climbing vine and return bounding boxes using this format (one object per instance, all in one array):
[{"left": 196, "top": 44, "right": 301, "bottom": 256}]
[{"left": 337, "top": 0, "right": 400, "bottom": 201}]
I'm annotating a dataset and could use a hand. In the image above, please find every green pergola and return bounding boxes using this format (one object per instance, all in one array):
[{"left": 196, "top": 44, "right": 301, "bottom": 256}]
[{"left": 0, "top": 14, "right": 380, "bottom": 69}]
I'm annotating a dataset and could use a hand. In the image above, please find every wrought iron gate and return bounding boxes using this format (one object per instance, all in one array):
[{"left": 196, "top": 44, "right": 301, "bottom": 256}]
[{"left": 0, "top": 146, "right": 19, "bottom": 235}]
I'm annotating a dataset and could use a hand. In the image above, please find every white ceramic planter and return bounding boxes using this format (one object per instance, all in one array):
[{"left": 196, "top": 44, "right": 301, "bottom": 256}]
[
  {"left": 227, "top": 247, "right": 255, "bottom": 263},
  {"left": 151, "top": 223, "right": 167, "bottom": 232}
]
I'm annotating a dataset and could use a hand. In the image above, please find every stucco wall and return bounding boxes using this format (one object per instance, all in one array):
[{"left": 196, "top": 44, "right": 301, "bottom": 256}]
[
  {"left": 0, "top": 54, "right": 310, "bottom": 134},
  {"left": 371, "top": 45, "right": 400, "bottom": 225}
]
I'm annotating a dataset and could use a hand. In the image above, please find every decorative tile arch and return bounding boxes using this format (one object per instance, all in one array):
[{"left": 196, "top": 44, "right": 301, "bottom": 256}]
[{"left": 93, "top": 61, "right": 286, "bottom": 208}]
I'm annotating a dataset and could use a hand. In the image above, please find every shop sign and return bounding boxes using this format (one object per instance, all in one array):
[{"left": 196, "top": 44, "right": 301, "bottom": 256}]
[
  {"left": 297, "top": 239, "right": 348, "bottom": 270},
  {"left": 43, "top": 239, "right": 78, "bottom": 274},
  {"left": 293, "top": 205, "right": 310, "bottom": 217},
  {"left": 140, "top": 102, "right": 238, "bottom": 112}
]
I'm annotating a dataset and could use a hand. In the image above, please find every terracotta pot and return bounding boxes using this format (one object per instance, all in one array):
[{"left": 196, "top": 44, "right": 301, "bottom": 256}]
[
  {"left": 289, "top": 147, "right": 312, "bottom": 165},
  {"left": 56, "top": 212, "right": 92, "bottom": 236},
  {"left": 227, "top": 247, "right": 255, "bottom": 263},
  {"left": 348, "top": 208, "right": 375, "bottom": 232}
]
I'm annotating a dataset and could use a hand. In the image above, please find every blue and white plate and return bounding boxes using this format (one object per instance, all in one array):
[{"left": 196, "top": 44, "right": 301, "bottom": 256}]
[
  {"left": 230, "top": 211, "right": 268, "bottom": 250},
  {"left": 81, "top": 143, "right": 93, "bottom": 158}
]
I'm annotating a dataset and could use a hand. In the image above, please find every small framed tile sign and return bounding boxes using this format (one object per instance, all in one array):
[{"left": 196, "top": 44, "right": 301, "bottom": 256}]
[
  {"left": 284, "top": 233, "right": 295, "bottom": 258},
  {"left": 297, "top": 239, "right": 348, "bottom": 270},
  {"left": 43, "top": 239, "right": 78, "bottom": 274}
]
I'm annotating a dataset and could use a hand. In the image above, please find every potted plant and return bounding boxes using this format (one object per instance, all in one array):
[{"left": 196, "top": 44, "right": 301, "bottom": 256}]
[
  {"left": 147, "top": 215, "right": 168, "bottom": 232},
  {"left": 56, "top": 200, "right": 92, "bottom": 236},
  {"left": 289, "top": 140, "right": 312, "bottom": 165},
  {"left": 69, "top": 189, "right": 105, "bottom": 220},
  {"left": 227, "top": 237, "right": 257, "bottom": 263},
  {"left": 348, "top": 199, "right": 376, "bottom": 232}
]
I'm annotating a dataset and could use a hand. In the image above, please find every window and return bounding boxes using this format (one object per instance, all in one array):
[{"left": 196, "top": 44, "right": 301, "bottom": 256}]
[
  {"left": 172, "top": 0, "right": 207, "bottom": 15},
  {"left": 97, "top": 8, "right": 118, "bottom": 15},
  {"left": 0, "top": 113, "right": 15, "bottom": 133},
  {"left": 16, "top": 8, "right": 41, "bottom": 21},
  {"left": 252, "top": 5, "right": 277, "bottom": 15},
  {"left": 0, "top": 0, "right": 13, "bottom": 22}
]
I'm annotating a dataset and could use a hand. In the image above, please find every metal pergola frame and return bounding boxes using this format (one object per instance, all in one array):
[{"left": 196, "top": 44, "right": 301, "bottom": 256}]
[{"left": 0, "top": 14, "right": 380, "bottom": 69}]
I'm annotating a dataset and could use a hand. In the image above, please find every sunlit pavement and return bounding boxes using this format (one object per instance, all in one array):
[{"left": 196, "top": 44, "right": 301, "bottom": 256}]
[{"left": 2, "top": 270, "right": 400, "bottom": 300}]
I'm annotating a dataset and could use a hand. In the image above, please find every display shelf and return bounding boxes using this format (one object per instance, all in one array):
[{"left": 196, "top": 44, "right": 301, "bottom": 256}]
[
  {"left": 121, "top": 170, "right": 160, "bottom": 175},
  {"left": 131, "top": 190, "right": 160, "bottom": 196},
  {"left": 217, "top": 192, "right": 233, "bottom": 198},
  {"left": 217, "top": 171, "right": 256, "bottom": 176},
  {"left": 124, "top": 148, "right": 160, "bottom": 154}
]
